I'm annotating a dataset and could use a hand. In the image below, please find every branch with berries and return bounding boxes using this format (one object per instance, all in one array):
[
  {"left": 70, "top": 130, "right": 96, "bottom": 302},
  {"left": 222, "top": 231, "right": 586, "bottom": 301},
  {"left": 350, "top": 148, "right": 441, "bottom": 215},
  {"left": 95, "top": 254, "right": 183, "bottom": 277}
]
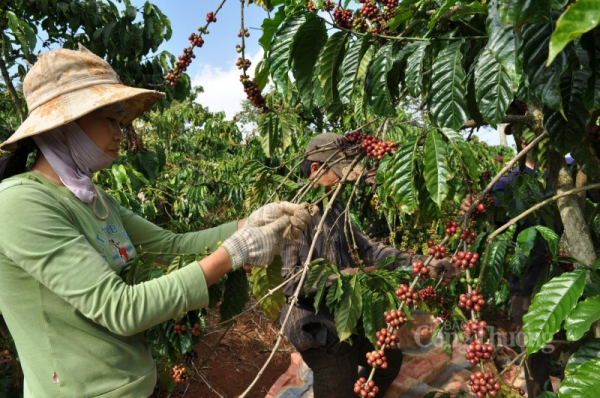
[
  {"left": 238, "top": 0, "right": 270, "bottom": 112},
  {"left": 164, "top": 0, "right": 227, "bottom": 86}
]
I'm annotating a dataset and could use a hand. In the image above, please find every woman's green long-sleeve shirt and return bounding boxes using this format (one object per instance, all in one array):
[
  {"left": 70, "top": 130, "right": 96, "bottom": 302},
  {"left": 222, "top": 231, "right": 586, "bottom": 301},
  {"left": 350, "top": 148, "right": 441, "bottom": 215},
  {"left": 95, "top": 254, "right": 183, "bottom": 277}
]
[{"left": 0, "top": 172, "right": 238, "bottom": 397}]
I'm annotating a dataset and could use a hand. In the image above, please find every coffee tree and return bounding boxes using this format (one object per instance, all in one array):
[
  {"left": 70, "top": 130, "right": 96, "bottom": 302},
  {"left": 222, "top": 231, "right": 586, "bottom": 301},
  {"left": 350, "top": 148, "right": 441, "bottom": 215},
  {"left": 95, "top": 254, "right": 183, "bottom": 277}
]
[{"left": 232, "top": 0, "right": 600, "bottom": 396}]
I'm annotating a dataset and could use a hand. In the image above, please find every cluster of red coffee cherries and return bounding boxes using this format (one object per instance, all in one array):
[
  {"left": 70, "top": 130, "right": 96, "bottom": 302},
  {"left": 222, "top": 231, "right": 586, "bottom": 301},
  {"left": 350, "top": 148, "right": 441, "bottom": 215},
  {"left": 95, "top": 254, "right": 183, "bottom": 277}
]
[
  {"left": 452, "top": 251, "right": 479, "bottom": 270},
  {"left": 461, "top": 319, "right": 487, "bottom": 339},
  {"left": 359, "top": 0, "right": 379, "bottom": 18},
  {"left": 344, "top": 131, "right": 399, "bottom": 160},
  {"left": 237, "top": 28, "right": 250, "bottom": 38},
  {"left": 191, "top": 322, "right": 202, "bottom": 337},
  {"left": 354, "top": 378, "right": 379, "bottom": 397},
  {"left": 164, "top": 47, "right": 196, "bottom": 86},
  {"left": 206, "top": 11, "right": 217, "bottom": 23},
  {"left": 395, "top": 284, "right": 418, "bottom": 306},
  {"left": 469, "top": 371, "right": 501, "bottom": 397},
  {"left": 461, "top": 227, "right": 477, "bottom": 245},
  {"left": 511, "top": 386, "right": 526, "bottom": 396},
  {"left": 366, "top": 349, "right": 388, "bottom": 369},
  {"left": 333, "top": 7, "right": 353, "bottom": 28},
  {"left": 170, "top": 365, "right": 190, "bottom": 383},
  {"left": 235, "top": 57, "right": 251, "bottom": 71},
  {"left": 558, "top": 252, "right": 575, "bottom": 272},
  {"left": 412, "top": 260, "right": 429, "bottom": 279},
  {"left": 322, "top": 0, "right": 335, "bottom": 11},
  {"left": 379, "top": 0, "right": 399, "bottom": 7},
  {"left": 240, "top": 78, "right": 269, "bottom": 112},
  {"left": 383, "top": 309, "right": 407, "bottom": 328},
  {"left": 376, "top": 327, "right": 399, "bottom": 348},
  {"left": 188, "top": 33, "right": 204, "bottom": 48},
  {"left": 444, "top": 221, "right": 460, "bottom": 236},
  {"left": 426, "top": 241, "right": 447, "bottom": 259},
  {"left": 173, "top": 324, "right": 187, "bottom": 335},
  {"left": 459, "top": 291, "right": 485, "bottom": 312},
  {"left": 465, "top": 341, "right": 495, "bottom": 365},
  {"left": 418, "top": 285, "right": 443, "bottom": 305}
]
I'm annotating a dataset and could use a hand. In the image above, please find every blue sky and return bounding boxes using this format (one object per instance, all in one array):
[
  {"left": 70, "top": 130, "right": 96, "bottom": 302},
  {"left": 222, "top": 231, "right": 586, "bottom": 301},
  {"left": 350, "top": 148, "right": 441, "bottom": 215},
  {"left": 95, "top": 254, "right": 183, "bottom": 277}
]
[{"left": 125, "top": 0, "right": 268, "bottom": 120}]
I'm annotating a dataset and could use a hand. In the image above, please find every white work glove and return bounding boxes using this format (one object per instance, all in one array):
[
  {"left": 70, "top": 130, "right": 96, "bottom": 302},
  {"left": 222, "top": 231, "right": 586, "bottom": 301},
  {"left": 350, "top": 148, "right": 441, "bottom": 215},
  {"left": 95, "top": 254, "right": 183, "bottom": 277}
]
[
  {"left": 248, "top": 201, "right": 318, "bottom": 240},
  {"left": 222, "top": 216, "right": 291, "bottom": 269}
]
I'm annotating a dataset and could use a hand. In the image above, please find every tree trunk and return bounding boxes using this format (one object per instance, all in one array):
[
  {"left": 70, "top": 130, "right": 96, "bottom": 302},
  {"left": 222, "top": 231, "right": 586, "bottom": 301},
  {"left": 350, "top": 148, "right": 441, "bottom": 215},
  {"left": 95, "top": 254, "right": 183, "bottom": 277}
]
[
  {"left": 576, "top": 167, "right": 588, "bottom": 210},
  {"left": 547, "top": 152, "right": 597, "bottom": 266}
]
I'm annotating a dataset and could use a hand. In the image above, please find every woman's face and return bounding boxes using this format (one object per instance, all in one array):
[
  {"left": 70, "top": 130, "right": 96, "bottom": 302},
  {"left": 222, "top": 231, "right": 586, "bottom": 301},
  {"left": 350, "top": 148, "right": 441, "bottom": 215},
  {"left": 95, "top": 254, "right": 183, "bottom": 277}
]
[{"left": 76, "top": 111, "right": 125, "bottom": 159}]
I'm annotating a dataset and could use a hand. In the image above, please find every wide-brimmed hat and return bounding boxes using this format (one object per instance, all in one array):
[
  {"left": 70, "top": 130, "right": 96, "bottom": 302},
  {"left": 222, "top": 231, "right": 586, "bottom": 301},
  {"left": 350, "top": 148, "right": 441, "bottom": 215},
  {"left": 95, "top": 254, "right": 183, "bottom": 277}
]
[
  {"left": 306, "top": 133, "right": 364, "bottom": 181},
  {"left": 0, "top": 44, "right": 164, "bottom": 150}
]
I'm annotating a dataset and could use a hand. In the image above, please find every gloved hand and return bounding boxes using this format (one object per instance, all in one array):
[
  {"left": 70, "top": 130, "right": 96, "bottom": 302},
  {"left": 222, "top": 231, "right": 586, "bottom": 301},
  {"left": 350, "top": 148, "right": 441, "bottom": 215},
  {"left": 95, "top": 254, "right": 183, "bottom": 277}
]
[
  {"left": 221, "top": 216, "right": 291, "bottom": 269},
  {"left": 248, "top": 201, "right": 318, "bottom": 240},
  {"left": 428, "top": 258, "right": 460, "bottom": 285}
]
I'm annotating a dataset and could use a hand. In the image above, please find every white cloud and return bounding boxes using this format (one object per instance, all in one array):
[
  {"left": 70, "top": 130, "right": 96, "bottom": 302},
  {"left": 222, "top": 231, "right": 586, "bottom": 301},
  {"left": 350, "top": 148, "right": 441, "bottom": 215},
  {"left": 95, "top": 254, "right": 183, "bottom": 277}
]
[{"left": 191, "top": 49, "right": 265, "bottom": 120}]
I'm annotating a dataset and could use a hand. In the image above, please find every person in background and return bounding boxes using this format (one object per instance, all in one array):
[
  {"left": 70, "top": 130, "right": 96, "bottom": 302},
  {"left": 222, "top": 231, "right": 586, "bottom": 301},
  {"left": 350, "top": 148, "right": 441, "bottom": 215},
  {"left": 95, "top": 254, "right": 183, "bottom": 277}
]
[
  {"left": 0, "top": 45, "right": 313, "bottom": 398},
  {"left": 279, "top": 133, "right": 456, "bottom": 398},
  {"left": 460, "top": 139, "right": 570, "bottom": 397}
]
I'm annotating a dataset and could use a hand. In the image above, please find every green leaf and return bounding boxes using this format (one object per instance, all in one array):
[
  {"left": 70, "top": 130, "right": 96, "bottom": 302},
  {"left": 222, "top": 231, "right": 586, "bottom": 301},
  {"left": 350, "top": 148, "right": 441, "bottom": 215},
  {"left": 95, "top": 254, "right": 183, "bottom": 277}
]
[
  {"left": 365, "top": 41, "right": 397, "bottom": 117},
  {"left": 559, "top": 359, "right": 600, "bottom": 397},
  {"left": 339, "top": 35, "right": 373, "bottom": 104},
  {"left": 427, "top": 0, "right": 460, "bottom": 32},
  {"left": 522, "top": 23, "right": 568, "bottom": 110},
  {"left": 292, "top": 14, "right": 327, "bottom": 108},
  {"left": 424, "top": 130, "right": 451, "bottom": 206},
  {"left": 516, "top": 227, "right": 538, "bottom": 257},
  {"left": 313, "top": 266, "right": 335, "bottom": 313},
  {"left": 548, "top": 0, "right": 600, "bottom": 65},
  {"left": 363, "top": 291, "right": 386, "bottom": 344},
  {"left": 544, "top": 69, "right": 590, "bottom": 155},
  {"left": 220, "top": 269, "right": 250, "bottom": 323},
  {"left": 269, "top": 13, "right": 307, "bottom": 96},
  {"left": 565, "top": 338, "right": 600, "bottom": 374},
  {"left": 405, "top": 41, "right": 429, "bottom": 98},
  {"left": 258, "top": 112, "right": 279, "bottom": 157},
  {"left": 259, "top": 6, "right": 286, "bottom": 53},
  {"left": 486, "top": 3, "right": 521, "bottom": 91},
  {"left": 474, "top": 48, "right": 513, "bottom": 124},
  {"left": 254, "top": 59, "right": 271, "bottom": 91},
  {"left": 523, "top": 269, "right": 586, "bottom": 355},
  {"left": 582, "top": 28, "right": 600, "bottom": 111},
  {"left": 251, "top": 256, "right": 286, "bottom": 321},
  {"left": 439, "top": 128, "right": 480, "bottom": 179},
  {"left": 319, "top": 32, "right": 349, "bottom": 106},
  {"left": 564, "top": 295, "right": 600, "bottom": 341},
  {"left": 482, "top": 240, "right": 508, "bottom": 296},
  {"left": 499, "top": 0, "right": 551, "bottom": 25},
  {"left": 334, "top": 274, "right": 363, "bottom": 342},
  {"left": 429, "top": 39, "right": 469, "bottom": 129},
  {"left": 6, "top": 11, "right": 36, "bottom": 58},
  {"left": 383, "top": 136, "right": 419, "bottom": 213},
  {"left": 534, "top": 225, "right": 560, "bottom": 257}
]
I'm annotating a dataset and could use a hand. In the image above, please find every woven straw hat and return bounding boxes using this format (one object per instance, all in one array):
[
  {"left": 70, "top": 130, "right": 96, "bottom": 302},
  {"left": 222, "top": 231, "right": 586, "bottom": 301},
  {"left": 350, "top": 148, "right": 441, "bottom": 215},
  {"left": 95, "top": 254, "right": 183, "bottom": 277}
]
[
  {"left": 0, "top": 44, "right": 164, "bottom": 150},
  {"left": 306, "top": 133, "right": 364, "bottom": 181}
]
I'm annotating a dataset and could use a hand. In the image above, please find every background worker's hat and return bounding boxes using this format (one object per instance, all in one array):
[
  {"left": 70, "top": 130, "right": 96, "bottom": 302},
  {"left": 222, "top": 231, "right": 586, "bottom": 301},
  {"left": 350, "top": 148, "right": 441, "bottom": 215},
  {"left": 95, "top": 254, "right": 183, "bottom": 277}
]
[
  {"left": 0, "top": 44, "right": 164, "bottom": 150},
  {"left": 305, "top": 133, "right": 363, "bottom": 181}
]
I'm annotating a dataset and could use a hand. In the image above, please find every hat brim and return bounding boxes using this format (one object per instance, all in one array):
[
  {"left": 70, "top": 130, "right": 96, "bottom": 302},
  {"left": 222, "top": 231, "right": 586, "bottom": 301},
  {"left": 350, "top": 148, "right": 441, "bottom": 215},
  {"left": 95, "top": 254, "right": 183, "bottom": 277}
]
[{"left": 0, "top": 83, "right": 164, "bottom": 150}]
